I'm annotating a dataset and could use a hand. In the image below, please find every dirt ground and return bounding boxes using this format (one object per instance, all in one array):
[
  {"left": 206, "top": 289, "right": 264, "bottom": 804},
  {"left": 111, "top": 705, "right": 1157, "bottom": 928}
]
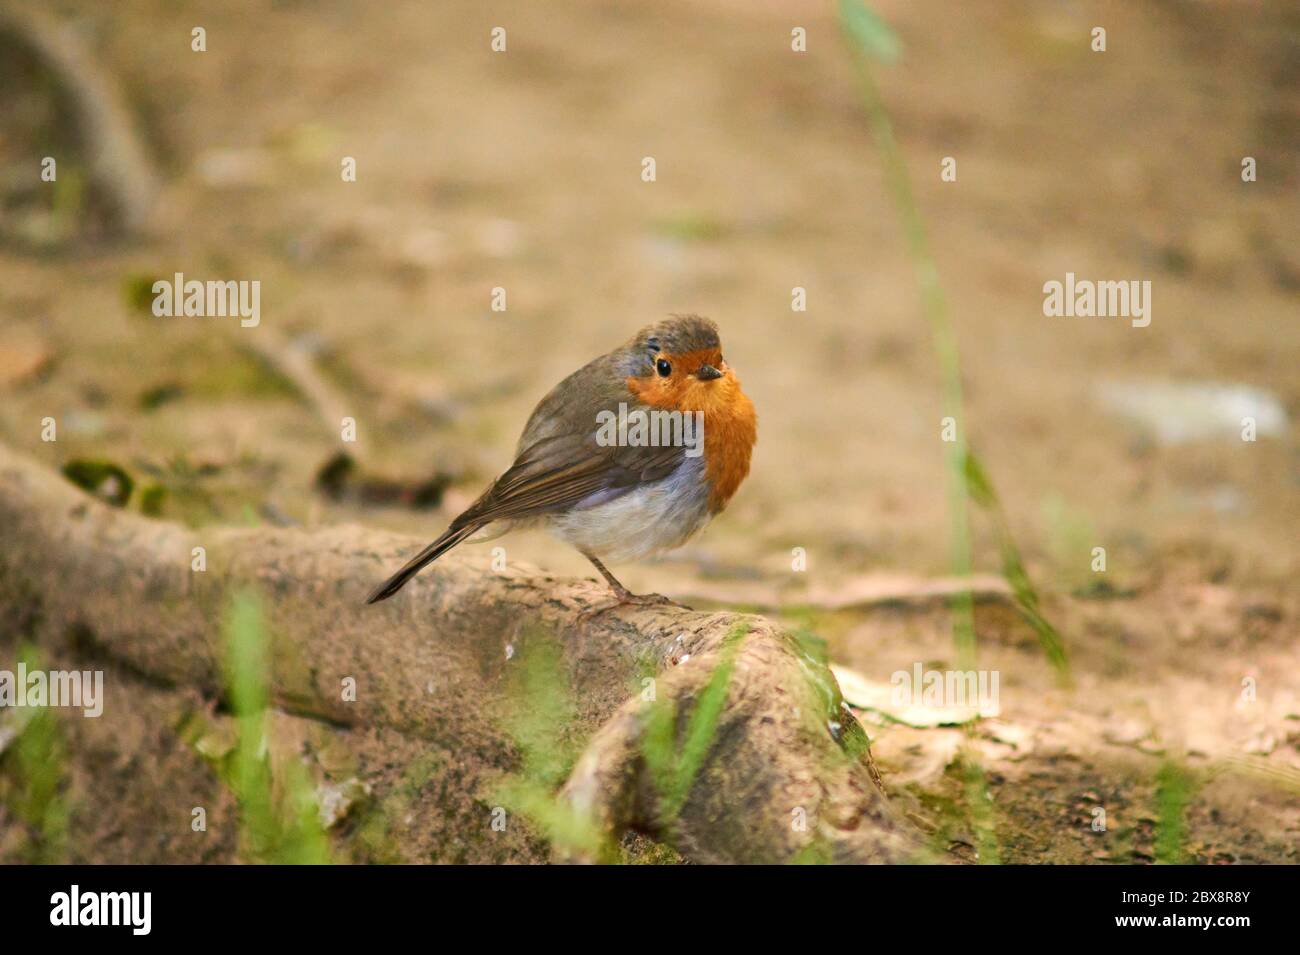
[{"left": 0, "top": 0, "right": 1297, "bottom": 862}]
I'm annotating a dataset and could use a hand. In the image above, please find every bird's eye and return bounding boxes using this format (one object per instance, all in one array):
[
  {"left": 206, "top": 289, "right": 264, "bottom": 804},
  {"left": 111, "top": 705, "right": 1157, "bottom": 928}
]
[{"left": 656, "top": 358, "right": 672, "bottom": 377}]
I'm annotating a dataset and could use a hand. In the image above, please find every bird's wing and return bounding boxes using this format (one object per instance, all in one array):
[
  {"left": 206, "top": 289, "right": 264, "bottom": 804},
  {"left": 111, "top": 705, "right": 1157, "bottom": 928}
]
[{"left": 451, "top": 426, "right": 685, "bottom": 530}]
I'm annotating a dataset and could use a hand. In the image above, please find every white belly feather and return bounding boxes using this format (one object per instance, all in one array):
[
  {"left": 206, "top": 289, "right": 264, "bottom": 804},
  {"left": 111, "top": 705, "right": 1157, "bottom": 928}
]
[{"left": 545, "top": 456, "right": 712, "bottom": 563}]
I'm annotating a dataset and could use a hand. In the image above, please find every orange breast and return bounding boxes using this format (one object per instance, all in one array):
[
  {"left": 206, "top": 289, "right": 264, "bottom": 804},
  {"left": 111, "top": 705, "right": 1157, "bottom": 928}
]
[{"left": 627, "top": 370, "right": 757, "bottom": 513}]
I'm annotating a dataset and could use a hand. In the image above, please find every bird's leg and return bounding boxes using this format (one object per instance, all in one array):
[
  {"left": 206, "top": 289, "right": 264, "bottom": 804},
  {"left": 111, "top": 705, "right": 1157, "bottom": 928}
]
[
  {"left": 580, "top": 552, "right": 680, "bottom": 609},
  {"left": 583, "top": 552, "right": 635, "bottom": 600}
]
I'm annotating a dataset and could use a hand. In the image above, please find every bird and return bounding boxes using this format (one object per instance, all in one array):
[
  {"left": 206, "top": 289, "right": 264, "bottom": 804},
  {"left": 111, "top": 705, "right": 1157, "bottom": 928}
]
[{"left": 366, "top": 314, "right": 757, "bottom": 607}]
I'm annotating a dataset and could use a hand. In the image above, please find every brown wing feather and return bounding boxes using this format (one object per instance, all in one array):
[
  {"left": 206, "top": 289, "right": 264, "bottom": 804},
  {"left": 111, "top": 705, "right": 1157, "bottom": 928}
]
[{"left": 452, "top": 432, "right": 683, "bottom": 529}]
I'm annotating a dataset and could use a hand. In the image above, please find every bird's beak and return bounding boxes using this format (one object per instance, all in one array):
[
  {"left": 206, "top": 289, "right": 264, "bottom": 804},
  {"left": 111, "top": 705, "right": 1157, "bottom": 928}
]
[{"left": 696, "top": 364, "right": 723, "bottom": 381}]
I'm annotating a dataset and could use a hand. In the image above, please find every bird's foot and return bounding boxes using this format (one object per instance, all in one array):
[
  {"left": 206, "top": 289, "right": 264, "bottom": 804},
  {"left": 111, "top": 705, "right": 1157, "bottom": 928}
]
[{"left": 578, "top": 588, "right": 688, "bottom": 623}]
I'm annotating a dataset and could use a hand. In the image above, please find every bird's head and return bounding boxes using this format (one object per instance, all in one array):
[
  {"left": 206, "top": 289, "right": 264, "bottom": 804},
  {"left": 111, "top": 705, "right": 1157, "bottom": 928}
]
[{"left": 621, "top": 314, "right": 738, "bottom": 410}]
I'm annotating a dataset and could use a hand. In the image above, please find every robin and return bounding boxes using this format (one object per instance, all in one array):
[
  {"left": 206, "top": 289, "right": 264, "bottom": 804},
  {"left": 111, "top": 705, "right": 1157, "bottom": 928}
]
[{"left": 366, "top": 314, "right": 757, "bottom": 606}]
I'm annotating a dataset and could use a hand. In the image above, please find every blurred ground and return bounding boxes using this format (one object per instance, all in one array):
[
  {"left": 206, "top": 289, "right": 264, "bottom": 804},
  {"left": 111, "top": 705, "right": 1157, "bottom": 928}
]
[{"left": 0, "top": 0, "right": 1297, "bottom": 862}]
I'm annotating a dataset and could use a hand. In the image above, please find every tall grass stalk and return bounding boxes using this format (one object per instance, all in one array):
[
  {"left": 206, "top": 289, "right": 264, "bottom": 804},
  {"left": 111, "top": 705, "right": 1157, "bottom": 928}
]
[
  {"left": 495, "top": 634, "right": 605, "bottom": 859},
  {"left": 839, "top": 0, "right": 975, "bottom": 669},
  {"left": 642, "top": 622, "right": 750, "bottom": 824},
  {"left": 838, "top": 0, "right": 1011, "bottom": 862},
  {"left": 2, "top": 645, "right": 69, "bottom": 863},
  {"left": 836, "top": 0, "right": 1067, "bottom": 679},
  {"left": 1154, "top": 759, "right": 1192, "bottom": 864},
  {"left": 223, "top": 590, "right": 331, "bottom": 864}
]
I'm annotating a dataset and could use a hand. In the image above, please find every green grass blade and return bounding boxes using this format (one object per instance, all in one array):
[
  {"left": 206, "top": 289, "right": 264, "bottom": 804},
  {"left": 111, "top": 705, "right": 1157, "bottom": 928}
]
[
  {"left": 644, "top": 623, "right": 750, "bottom": 824},
  {"left": 965, "top": 452, "right": 1070, "bottom": 675},
  {"left": 837, "top": 0, "right": 902, "bottom": 63},
  {"left": 221, "top": 589, "right": 331, "bottom": 863},
  {"left": 837, "top": 3, "right": 1068, "bottom": 680},
  {"left": 1154, "top": 760, "right": 1192, "bottom": 864}
]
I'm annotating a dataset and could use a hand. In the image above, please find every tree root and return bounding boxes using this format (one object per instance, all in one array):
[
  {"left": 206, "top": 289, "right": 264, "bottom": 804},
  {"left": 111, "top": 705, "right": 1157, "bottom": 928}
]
[
  {"left": 0, "top": 6, "right": 162, "bottom": 233},
  {"left": 0, "top": 443, "right": 923, "bottom": 863}
]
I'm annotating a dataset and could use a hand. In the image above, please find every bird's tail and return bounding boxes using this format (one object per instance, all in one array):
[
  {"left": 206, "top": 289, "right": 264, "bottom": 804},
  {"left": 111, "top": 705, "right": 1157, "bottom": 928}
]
[{"left": 365, "top": 522, "right": 482, "bottom": 604}]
